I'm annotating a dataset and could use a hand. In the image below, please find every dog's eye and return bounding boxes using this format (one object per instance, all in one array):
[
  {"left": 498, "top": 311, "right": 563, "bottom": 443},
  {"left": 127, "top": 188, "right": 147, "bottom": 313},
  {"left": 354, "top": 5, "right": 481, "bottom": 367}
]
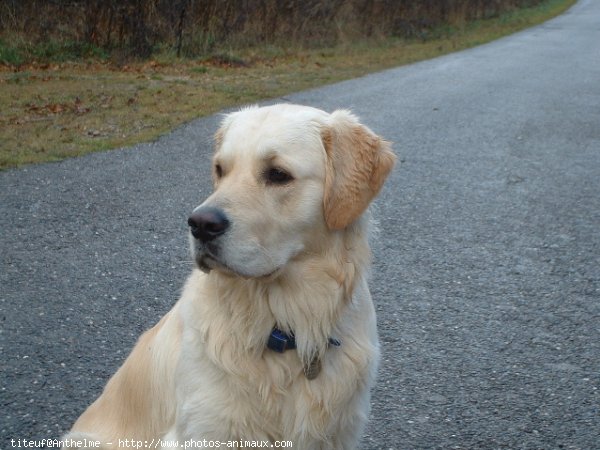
[
  {"left": 214, "top": 164, "right": 223, "bottom": 178},
  {"left": 266, "top": 168, "right": 293, "bottom": 185}
]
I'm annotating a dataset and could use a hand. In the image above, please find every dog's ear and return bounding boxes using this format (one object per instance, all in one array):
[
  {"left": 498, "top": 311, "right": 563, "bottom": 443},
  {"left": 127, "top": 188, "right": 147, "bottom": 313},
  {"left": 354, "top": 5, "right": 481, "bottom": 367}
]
[{"left": 322, "top": 110, "right": 396, "bottom": 231}]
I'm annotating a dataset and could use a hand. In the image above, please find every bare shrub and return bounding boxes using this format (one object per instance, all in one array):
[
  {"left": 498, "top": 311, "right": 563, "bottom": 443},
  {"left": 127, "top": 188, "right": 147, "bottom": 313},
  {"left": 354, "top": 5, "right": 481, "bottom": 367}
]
[{"left": 0, "top": 0, "right": 546, "bottom": 61}]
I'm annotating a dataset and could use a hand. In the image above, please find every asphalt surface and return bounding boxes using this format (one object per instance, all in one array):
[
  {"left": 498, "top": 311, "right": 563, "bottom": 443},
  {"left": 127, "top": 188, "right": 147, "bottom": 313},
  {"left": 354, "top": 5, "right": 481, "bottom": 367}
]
[{"left": 2, "top": 1, "right": 599, "bottom": 448}]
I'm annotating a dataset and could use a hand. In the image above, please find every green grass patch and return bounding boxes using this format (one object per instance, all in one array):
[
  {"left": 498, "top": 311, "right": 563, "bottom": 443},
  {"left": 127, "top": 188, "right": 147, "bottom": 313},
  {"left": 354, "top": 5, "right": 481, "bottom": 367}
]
[
  {"left": 0, "top": 40, "right": 24, "bottom": 66},
  {"left": 0, "top": 38, "right": 109, "bottom": 66}
]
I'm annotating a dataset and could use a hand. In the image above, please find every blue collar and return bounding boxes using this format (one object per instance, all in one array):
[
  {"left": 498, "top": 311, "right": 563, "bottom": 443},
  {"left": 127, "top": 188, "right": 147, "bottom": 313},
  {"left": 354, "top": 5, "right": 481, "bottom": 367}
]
[{"left": 267, "top": 328, "right": 340, "bottom": 353}]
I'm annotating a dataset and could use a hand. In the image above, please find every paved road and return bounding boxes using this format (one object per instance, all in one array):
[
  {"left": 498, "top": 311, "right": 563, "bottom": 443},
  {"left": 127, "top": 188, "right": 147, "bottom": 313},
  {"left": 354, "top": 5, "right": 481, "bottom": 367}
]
[{"left": 2, "top": 1, "right": 599, "bottom": 448}]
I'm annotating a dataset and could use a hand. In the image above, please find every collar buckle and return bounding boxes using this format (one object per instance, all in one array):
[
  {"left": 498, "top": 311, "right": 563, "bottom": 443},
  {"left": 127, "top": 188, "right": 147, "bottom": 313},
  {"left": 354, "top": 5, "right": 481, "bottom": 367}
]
[{"left": 267, "top": 328, "right": 296, "bottom": 353}]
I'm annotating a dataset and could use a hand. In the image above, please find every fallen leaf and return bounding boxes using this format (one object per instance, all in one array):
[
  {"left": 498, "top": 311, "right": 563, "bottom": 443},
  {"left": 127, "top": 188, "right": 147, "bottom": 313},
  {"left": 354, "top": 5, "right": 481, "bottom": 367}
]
[{"left": 47, "top": 104, "right": 64, "bottom": 114}]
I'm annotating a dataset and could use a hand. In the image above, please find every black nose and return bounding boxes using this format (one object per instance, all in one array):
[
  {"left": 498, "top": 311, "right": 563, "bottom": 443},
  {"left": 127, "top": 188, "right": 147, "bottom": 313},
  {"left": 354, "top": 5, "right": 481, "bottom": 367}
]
[{"left": 188, "top": 207, "right": 230, "bottom": 242}]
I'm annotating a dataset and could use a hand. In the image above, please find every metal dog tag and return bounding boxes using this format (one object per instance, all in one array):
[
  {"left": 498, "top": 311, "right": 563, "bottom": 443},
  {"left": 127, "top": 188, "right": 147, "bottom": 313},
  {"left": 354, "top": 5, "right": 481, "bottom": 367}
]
[{"left": 303, "top": 356, "right": 322, "bottom": 380}]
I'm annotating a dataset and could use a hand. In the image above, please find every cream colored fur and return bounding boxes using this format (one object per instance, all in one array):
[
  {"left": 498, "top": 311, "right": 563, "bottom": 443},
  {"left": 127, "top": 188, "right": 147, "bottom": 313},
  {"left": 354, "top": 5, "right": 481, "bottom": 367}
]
[{"left": 63, "top": 104, "right": 395, "bottom": 450}]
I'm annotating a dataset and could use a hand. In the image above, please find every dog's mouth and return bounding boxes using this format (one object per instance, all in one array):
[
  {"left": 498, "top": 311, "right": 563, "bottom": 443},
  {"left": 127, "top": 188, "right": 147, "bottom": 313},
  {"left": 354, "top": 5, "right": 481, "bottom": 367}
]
[
  {"left": 196, "top": 254, "right": 217, "bottom": 274},
  {"left": 193, "top": 242, "right": 235, "bottom": 275},
  {"left": 194, "top": 246, "right": 227, "bottom": 274},
  {"left": 196, "top": 253, "right": 228, "bottom": 274},
  {"left": 195, "top": 251, "right": 281, "bottom": 280}
]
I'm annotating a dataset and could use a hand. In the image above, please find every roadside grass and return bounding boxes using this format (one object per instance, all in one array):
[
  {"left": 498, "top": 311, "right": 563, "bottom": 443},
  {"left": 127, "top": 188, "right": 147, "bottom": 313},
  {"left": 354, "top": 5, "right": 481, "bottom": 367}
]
[{"left": 0, "top": 0, "right": 576, "bottom": 169}]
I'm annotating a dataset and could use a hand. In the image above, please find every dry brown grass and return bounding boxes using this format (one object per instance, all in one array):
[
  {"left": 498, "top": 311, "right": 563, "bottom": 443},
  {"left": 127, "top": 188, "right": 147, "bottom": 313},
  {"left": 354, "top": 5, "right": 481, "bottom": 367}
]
[{"left": 0, "top": 0, "right": 576, "bottom": 169}]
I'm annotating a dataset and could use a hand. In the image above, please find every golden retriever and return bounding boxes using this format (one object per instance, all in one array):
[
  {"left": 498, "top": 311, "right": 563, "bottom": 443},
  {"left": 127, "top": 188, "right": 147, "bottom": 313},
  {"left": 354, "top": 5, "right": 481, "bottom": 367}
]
[{"left": 64, "top": 104, "right": 395, "bottom": 449}]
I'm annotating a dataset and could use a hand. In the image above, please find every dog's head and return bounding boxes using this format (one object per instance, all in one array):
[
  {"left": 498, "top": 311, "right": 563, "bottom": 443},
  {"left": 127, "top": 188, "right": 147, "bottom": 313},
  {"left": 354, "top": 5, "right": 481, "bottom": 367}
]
[{"left": 188, "top": 104, "right": 395, "bottom": 279}]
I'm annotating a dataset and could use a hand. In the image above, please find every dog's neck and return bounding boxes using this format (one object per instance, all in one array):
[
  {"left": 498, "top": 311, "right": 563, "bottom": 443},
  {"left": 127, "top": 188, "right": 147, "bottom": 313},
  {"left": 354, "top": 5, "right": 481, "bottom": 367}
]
[{"left": 195, "top": 217, "right": 372, "bottom": 370}]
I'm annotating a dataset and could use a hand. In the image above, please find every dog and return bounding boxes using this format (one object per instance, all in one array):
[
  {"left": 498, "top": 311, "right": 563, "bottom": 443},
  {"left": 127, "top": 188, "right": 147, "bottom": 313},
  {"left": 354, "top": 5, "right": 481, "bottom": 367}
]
[{"left": 64, "top": 104, "right": 395, "bottom": 449}]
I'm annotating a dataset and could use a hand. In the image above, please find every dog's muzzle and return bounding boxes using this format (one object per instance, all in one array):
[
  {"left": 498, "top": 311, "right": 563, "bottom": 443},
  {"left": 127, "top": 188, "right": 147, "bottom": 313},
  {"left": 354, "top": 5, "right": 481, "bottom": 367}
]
[{"left": 188, "top": 206, "right": 230, "bottom": 274}]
